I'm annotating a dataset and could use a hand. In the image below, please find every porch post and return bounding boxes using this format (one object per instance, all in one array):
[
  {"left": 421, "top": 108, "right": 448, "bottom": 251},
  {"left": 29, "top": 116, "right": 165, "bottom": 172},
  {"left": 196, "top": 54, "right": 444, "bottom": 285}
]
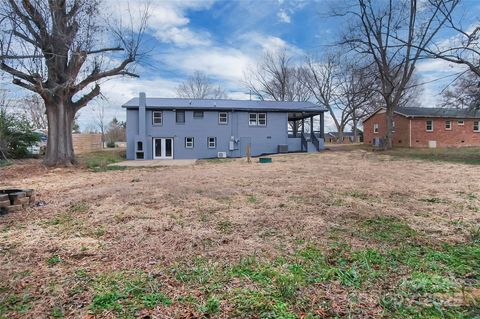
[
  {"left": 293, "top": 120, "right": 298, "bottom": 137},
  {"left": 301, "top": 116, "right": 305, "bottom": 135},
  {"left": 310, "top": 115, "right": 314, "bottom": 139},
  {"left": 320, "top": 112, "right": 325, "bottom": 138}
]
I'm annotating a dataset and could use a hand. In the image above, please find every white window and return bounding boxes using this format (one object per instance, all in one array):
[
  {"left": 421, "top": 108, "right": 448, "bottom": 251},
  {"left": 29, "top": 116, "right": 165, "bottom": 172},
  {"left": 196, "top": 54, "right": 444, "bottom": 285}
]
[
  {"left": 207, "top": 137, "right": 216, "bottom": 149},
  {"left": 457, "top": 120, "right": 464, "bottom": 126},
  {"left": 258, "top": 113, "right": 267, "bottom": 126},
  {"left": 426, "top": 120, "right": 433, "bottom": 132},
  {"left": 185, "top": 137, "right": 194, "bottom": 148},
  {"left": 249, "top": 113, "right": 257, "bottom": 126},
  {"left": 152, "top": 111, "right": 162, "bottom": 125},
  {"left": 474, "top": 121, "right": 479, "bottom": 132},
  {"left": 392, "top": 121, "right": 395, "bottom": 132},
  {"left": 373, "top": 123, "right": 379, "bottom": 133},
  {"left": 193, "top": 111, "right": 204, "bottom": 118},
  {"left": 176, "top": 110, "right": 185, "bottom": 123},
  {"left": 445, "top": 120, "right": 452, "bottom": 130},
  {"left": 249, "top": 113, "right": 267, "bottom": 126},
  {"left": 218, "top": 112, "right": 228, "bottom": 124}
]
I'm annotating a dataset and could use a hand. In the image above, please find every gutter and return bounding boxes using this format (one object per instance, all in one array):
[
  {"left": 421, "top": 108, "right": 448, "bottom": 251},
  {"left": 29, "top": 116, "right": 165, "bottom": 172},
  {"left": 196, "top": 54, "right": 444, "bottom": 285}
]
[{"left": 409, "top": 119, "right": 412, "bottom": 147}]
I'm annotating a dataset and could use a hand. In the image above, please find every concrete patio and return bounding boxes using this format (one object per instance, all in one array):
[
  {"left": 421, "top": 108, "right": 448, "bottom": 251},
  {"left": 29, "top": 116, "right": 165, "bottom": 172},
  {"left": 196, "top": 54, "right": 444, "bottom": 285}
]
[{"left": 110, "top": 159, "right": 197, "bottom": 167}]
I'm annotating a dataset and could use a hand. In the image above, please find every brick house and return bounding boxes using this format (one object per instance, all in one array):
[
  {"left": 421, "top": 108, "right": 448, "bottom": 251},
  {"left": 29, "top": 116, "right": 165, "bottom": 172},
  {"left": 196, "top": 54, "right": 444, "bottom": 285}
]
[{"left": 363, "top": 107, "right": 480, "bottom": 148}]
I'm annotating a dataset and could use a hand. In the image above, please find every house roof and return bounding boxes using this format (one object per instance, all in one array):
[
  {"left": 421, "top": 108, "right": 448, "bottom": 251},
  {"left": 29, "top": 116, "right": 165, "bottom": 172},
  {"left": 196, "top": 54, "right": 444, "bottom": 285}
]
[
  {"left": 364, "top": 106, "right": 480, "bottom": 122},
  {"left": 122, "top": 97, "right": 326, "bottom": 113},
  {"left": 326, "top": 132, "right": 359, "bottom": 137}
]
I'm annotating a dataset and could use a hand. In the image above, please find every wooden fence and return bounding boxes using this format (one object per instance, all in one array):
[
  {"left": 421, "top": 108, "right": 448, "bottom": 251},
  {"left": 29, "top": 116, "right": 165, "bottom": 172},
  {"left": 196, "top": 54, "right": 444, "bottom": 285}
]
[{"left": 72, "top": 133, "right": 102, "bottom": 154}]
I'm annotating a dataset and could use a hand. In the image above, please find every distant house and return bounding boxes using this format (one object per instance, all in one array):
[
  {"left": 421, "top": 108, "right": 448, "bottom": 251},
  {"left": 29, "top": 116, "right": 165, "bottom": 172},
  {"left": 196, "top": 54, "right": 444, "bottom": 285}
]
[
  {"left": 325, "top": 131, "right": 363, "bottom": 144},
  {"left": 363, "top": 107, "right": 480, "bottom": 148},
  {"left": 122, "top": 93, "right": 327, "bottom": 160}
]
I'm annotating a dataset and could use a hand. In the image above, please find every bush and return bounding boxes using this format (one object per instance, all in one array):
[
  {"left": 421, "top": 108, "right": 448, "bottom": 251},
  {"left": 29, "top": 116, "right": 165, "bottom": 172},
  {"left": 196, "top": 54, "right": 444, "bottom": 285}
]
[
  {"left": 0, "top": 107, "right": 40, "bottom": 159},
  {"left": 106, "top": 141, "right": 115, "bottom": 148}
]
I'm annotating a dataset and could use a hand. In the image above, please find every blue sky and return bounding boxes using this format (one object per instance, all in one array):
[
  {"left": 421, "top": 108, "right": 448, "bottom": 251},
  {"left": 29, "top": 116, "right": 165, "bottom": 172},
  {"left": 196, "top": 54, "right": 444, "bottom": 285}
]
[{"left": 69, "top": 0, "right": 479, "bottom": 131}]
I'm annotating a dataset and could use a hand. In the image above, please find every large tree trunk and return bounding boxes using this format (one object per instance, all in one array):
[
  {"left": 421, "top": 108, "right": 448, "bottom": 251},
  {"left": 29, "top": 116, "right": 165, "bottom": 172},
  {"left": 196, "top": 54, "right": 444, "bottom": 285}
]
[
  {"left": 353, "top": 118, "right": 358, "bottom": 143},
  {"left": 384, "top": 106, "right": 394, "bottom": 150},
  {"left": 44, "top": 98, "right": 76, "bottom": 166}
]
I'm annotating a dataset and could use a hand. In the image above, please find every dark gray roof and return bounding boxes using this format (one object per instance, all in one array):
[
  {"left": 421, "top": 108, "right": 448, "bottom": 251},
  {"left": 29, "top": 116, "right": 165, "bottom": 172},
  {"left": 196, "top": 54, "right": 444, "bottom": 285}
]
[
  {"left": 395, "top": 107, "right": 480, "bottom": 118},
  {"left": 327, "top": 132, "right": 361, "bottom": 137},
  {"left": 122, "top": 97, "right": 326, "bottom": 113}
]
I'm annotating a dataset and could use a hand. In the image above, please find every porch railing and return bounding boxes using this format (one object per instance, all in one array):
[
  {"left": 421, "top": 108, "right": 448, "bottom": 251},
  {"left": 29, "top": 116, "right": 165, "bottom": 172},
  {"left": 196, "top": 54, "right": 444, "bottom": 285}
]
[
  {"left": 300, "top": 133, "right": 308, "bottom": 152},
  {"left": 311, "top": 133, "right": 320, "bottom": 151}
]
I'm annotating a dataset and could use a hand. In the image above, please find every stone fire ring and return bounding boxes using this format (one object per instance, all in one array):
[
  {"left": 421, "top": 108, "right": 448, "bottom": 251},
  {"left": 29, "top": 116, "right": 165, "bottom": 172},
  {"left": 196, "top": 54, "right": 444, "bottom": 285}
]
[{"left": 0, "top": 189, "right": 35, "bottom": 214}]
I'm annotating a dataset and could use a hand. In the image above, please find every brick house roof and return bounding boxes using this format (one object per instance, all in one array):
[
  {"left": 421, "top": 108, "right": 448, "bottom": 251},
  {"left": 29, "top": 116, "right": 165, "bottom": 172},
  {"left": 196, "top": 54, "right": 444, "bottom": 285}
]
[{"left": 365, "top": 107, "right": 480, "bottom": 122}]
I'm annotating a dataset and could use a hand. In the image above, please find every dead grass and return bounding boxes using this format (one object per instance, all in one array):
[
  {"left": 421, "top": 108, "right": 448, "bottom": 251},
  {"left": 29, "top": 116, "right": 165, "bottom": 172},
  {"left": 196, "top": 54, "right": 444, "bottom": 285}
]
[{"left": 0, "top": 150, "right": 479, "bottom": 318}]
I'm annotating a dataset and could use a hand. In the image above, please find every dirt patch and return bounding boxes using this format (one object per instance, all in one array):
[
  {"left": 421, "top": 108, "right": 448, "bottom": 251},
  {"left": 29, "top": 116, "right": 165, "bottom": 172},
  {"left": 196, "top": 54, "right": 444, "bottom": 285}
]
[{"left": 1, "top": 150, "right": 479, "bottom": 317}]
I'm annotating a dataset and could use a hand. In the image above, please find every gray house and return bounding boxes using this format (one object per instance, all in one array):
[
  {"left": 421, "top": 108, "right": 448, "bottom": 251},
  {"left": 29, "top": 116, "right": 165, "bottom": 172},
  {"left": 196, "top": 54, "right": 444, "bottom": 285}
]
[{"left": 123, "top": 93, "right": 326, "bottom": 160}]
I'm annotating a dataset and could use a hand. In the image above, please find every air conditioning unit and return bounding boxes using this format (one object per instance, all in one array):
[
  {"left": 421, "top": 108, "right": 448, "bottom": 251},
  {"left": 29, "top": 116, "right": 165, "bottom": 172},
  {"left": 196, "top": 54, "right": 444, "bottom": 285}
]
[{"left": 217, "top": 152, "right": 227, "bottom": 158}]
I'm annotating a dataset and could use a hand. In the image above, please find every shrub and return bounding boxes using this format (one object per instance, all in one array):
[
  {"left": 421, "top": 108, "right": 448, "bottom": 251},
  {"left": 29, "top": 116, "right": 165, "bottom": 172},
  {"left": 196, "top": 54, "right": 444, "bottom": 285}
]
[{"left": 0, "top": 107, "right": 40, "bottom": 159}]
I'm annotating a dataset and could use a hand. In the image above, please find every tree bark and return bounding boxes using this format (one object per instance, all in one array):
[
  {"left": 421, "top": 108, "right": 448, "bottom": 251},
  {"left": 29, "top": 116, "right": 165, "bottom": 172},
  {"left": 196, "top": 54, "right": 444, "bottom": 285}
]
[
  {"left": 44, "top": 98, "right": 76, "bottom": 166},
  {"left": 384, "top": 106, "right": 395, "bottom": 150}
]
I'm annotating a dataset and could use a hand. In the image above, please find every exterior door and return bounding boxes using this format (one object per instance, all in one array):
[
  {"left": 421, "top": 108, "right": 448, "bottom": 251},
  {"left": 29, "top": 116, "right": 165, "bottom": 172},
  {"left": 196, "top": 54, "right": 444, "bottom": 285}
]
[{"left": 153, "top": 138, "right": 173, "bottom": 159}]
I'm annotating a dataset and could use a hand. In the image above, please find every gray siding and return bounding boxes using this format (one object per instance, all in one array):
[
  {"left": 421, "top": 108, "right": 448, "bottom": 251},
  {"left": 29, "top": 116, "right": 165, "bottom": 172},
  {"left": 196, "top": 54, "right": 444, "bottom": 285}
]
[{"left": 126, "top": 109, "right": 290, "bottom": 160}]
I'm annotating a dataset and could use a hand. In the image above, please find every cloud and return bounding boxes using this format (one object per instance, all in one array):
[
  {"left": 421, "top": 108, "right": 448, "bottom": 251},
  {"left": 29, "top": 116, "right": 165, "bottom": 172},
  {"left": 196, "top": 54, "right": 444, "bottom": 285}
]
[
  {"left": 416, "top": 59, "right": 466, "bottom": 73},
  {"left": 106, "top": 0, "right": 216, "bottom": 47},
  {"left": 277, "top": 9, "right": 291, "bottom": 23},
  {"left": 163, "top": 46, "right": 253, "bottom": 83},
  {"left": 155, "top": 27, "right": 212, "bottom": 47}
]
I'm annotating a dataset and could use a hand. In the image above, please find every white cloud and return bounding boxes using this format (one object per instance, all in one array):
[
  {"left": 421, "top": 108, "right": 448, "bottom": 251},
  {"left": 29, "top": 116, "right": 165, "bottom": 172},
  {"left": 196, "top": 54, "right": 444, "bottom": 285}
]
[
  {"left": 106, "top": 0, "right": 216, "bottom": 47},
  {"left": 277, "top": 9, "right": 291, "bottom": 23},
  {"left": 155, "top": 27, "right": 212, "bottom": 47},
  {"left": 163, "top": 46, "right": 253, "bottom": 83},
  {"left": 416, "top": 59, "right": 466, "bottom": 73}
]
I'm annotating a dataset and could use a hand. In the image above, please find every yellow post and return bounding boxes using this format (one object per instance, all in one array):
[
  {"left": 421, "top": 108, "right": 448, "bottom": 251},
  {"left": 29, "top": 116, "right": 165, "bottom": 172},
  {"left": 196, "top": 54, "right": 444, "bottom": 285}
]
[{"left": 246, "top": 144, "right": 251, "bottom": 163}]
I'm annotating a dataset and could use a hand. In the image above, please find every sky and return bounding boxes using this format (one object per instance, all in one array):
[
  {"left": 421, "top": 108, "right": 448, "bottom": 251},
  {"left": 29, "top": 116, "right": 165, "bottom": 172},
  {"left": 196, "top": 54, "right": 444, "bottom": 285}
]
[{"left": 2, "top": 0, "right": 479, "bottom": 132}]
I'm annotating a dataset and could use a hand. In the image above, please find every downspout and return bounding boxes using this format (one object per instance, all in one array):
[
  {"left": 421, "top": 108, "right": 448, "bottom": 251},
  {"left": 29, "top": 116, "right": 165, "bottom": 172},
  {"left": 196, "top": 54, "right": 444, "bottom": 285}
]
[
  {"left": 139, "top": 92, "right": 146, "bottom": 137},
  {"left": 409, "top": 118, "right": 412, "bottom": 147}
]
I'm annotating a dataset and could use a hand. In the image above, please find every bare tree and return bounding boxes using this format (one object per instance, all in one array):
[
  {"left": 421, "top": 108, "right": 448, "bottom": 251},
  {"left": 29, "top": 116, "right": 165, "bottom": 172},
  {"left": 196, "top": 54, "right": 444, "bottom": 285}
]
[
  {"left": 19, "top": 95, "right": 47, "bottom": 130},
  {"left": 177, "top": 71, "right": 228, "bottom": 99},
  {"left": 440, "top": 72, "right": 480, "bottom": 109},
  {"left": 92, "top": 103, "right": 106, "bottom": 147},
  {"left": 336, "top": 63, "right": 377, "bottom": 143},
  {"left": 0, "top": 0, "right": 148, "bottom": 165},
  {"left": 244, "top": 50, "right": 310, "bottom": 102},
  {"left": 299, "top": 53, "right": 351, "bottom": 141},
  {"left": 341, "top": 0, "right": 459, "bottom": 149},
  {"left": 422, "top": 13, "right": 479, "bottom": 78}
]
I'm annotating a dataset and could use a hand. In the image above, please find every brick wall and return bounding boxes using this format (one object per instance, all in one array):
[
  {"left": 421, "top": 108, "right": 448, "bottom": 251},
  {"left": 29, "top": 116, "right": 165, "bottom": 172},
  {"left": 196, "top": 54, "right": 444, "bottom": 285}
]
[
  {"left": 410, "top": 118, "right": 480, "bottom": 147},
  {"left": 363, "top": 110, "right": 480, "bottom": 147},
  {"left": 363, "top": 110, "right": 411, "bottom": 147}
]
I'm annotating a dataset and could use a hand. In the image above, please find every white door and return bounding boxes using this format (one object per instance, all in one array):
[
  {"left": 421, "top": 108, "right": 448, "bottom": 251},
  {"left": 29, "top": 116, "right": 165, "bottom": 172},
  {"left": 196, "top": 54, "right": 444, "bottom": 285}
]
[{"left": 153, "top": 138, "right": 173, "bottom": 159}]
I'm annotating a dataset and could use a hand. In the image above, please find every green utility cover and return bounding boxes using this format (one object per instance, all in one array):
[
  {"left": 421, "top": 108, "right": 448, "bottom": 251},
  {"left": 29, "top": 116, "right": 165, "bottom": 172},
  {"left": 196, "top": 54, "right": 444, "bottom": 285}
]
[{"left": 259, "top": 157, "right": 272, "bottom": 163}]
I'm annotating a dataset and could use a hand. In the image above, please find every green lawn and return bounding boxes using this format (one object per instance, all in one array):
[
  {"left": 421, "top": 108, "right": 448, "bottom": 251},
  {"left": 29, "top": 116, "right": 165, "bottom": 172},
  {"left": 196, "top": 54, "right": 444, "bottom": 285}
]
[
  {"left": 76, "top": 149, "right": 126, "bottom": 172},
  {"left": 384, "top": 147, "right": 480, "bottom": 165}
]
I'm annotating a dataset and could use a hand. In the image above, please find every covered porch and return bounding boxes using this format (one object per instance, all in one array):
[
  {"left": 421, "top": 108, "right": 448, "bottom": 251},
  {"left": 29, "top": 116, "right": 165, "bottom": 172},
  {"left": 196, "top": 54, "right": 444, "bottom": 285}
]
[{"left": 287, "top": 111, "right": 325, "bottom": 152}]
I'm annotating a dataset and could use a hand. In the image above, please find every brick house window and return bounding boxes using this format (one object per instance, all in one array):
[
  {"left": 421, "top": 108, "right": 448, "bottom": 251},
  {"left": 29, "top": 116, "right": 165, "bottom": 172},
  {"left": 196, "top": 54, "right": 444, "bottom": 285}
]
[
  {"left": 373, "top": 123, "right": 379, "bottom": 133},
  {"left": 474, "top": 121, "right": 479, "bottom": 132},
  {"left": 426, "top": 120, "right": 433, "bottom": 132},
  {"left": 457, "top": 120, "right": 464, "bottom": 126},
  {"left": 445, "top": 120, "right": 452, "bottom": 130}
]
